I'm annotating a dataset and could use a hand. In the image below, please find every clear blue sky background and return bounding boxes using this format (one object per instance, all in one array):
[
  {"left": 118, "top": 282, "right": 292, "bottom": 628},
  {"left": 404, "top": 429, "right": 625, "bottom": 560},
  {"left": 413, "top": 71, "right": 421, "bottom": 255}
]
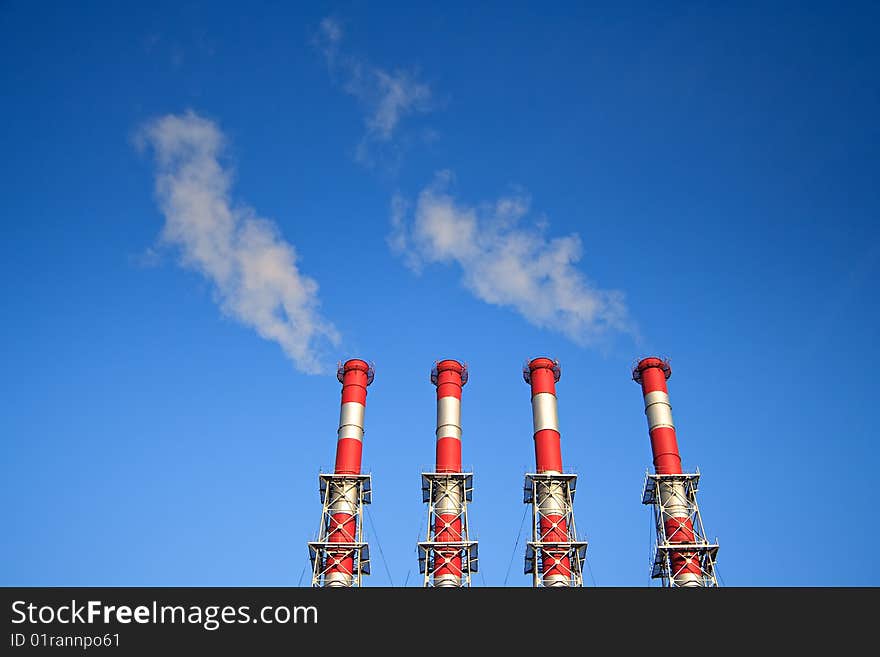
[{"left": 2, "top": 1, "right": 878, "bottom": 586}]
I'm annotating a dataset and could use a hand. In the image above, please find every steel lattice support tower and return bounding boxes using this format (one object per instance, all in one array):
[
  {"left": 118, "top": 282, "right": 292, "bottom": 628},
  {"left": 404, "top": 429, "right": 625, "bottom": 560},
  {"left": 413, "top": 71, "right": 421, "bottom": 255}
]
[
  {"left": 418, "top": 360, "right": 478, "bottom": 586},
  {"left": 522, "top": 357, "right": 587, "bottom": 587},
  {"left": 308, "top": 358, "right": 374, "bottom": 587},
  {"left": 633, "top": 357, "right": 719, "bottom": 587}
]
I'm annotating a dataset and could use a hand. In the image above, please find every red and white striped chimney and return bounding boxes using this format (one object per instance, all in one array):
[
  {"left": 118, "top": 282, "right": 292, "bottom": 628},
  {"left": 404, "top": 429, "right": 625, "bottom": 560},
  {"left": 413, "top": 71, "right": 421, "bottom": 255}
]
[
  {"left": 324, "top": 358, "right": 373, "bottom": 587},
  {"left": 431, "top": 359, "right": 467, "bottom": 587},
  {"left": 633, "top": 357, "right": 703, "bottom": 587},
  {"left": 524, "top": 357, "right": 571, "bottom": 587}
]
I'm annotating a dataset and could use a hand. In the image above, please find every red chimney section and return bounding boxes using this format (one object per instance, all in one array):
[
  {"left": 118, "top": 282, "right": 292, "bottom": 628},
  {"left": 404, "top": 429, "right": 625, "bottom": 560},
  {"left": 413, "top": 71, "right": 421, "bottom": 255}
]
[
  {"left": 525, "top": 357, "right": 571, "bottom": 586},
  {"left": 633, "top": 357, "right": 703, "bottom": 587},
  {"left": 324, "top": 358, "right": 373, "bottom": 586}
]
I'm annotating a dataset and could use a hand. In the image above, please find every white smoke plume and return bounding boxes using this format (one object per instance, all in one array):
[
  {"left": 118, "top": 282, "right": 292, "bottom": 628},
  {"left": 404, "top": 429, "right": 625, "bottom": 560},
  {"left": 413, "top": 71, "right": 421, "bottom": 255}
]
[
  {"left": 389, "top": 171, "right": 633, "bottom": 345},
  {"left": 137, "top": 111, "right": 340, "bottom": 373},
  {"left": 314, "top": 17, "right": 432, "bottom": 163}
]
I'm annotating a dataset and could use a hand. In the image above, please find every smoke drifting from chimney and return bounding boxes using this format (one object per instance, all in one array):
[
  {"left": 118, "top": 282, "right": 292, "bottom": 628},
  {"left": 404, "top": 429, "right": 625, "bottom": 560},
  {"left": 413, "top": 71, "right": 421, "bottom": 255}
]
[{"left": 137, "top": 110, "right": 340, "bottom": 374}]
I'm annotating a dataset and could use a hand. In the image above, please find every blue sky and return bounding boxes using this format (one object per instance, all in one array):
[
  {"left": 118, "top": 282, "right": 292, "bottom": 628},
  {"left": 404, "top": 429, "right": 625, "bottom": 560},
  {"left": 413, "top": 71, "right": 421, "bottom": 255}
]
[{"left": 2, "top": 1, "right": 878, "bottom": 586}]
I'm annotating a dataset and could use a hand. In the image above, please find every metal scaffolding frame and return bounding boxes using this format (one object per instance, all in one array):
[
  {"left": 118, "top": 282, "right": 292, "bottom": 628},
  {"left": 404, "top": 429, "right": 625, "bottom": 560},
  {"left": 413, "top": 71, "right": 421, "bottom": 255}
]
[
  {"left": 417, "top": 471, "right": 478, "bottom": 587},
  {"left": 642, "top": 470, "right": 719, "bottom": 587},
  {"left": 307, "top": 473, "right": 371, "bottom": 587},
  {"left": 523, "top": 472, "right": 588, "bottom": 587}
]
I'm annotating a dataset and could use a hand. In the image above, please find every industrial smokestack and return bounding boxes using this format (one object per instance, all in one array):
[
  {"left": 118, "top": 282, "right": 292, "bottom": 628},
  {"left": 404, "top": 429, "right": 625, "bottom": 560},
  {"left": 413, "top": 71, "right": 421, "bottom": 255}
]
[
  {"left": 522, "top": 357, "right": 586, "bottom": 587},
  {"left": 633, "top": 357, "right": 683, "bottom": 475},
  {"left": 633, "top": 357, "right": 719, "bottom": 587},
  {"left": 418, "top": 360, "right": 478, "bottom": 587},
  {"left": 308, "top": 358, "right": 374, "bottom": 587},
  {"left": 334, "top": 358, "right": 372, "bottom": 476}
]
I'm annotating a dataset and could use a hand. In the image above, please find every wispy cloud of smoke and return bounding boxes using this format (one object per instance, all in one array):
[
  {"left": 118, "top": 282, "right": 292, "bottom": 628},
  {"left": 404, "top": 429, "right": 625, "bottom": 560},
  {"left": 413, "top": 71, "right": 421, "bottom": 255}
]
[
  {"left": 137, "top": 111, "right": 340, "bottom": 373},
  {"left": 314, "top": 17, "right": 432, "bottom": 164},
  {"left": 389, "top": 172, "right": 634, "bottom": 345}
]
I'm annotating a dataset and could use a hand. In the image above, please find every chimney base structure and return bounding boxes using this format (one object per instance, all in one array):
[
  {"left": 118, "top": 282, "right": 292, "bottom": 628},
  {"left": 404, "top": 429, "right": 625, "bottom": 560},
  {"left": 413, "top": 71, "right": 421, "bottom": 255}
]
[
  {"left": 522, "top": 357, "right": 587, "bottom": 587},
  {"left": 418, "top": 360, "right": 478, "bottom": 587},
  {"left": 308, "top": 359, "right": 374, "bottom": 587},
  {"left": 633, "top": 357, "right": 719, "bottom": 587}
]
